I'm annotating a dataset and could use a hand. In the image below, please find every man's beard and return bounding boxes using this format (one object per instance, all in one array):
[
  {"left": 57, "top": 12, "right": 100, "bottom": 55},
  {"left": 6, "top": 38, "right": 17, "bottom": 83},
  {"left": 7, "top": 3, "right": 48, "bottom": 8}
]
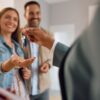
[
  {"left": 30, "top": 23, "right": 39, "bottom": 27},
  {"left": 29, "top": 18, "right": 40, "bottom": 28}
]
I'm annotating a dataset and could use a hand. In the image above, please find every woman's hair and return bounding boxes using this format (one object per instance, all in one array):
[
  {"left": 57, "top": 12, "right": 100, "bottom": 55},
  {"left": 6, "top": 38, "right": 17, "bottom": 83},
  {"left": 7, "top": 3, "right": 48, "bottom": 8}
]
[{"left": 0, "top": 7, "right": 21, "bottom": 43}]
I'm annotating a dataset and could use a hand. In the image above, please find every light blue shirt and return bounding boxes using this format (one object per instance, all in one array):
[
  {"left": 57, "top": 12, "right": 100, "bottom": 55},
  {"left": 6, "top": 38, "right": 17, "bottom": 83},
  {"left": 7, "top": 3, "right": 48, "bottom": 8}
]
[
  {"left": 0, "top": 35, "right": 24, "bottom": 90},
  {"left": 30, "top": 42, "right": 39, "bottom": 95}
]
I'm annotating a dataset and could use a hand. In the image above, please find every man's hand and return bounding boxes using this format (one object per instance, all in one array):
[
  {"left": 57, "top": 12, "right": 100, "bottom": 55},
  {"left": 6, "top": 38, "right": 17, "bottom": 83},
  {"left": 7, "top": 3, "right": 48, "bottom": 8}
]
[
  {"left": 40, "top": 62, "right": 50, "bottom": 73},
  {"left": 22, "top": 28, "right": 54, "bottom": 49},
  {"left": 22, "top": 68, "right": 31, "bottom": 80}
]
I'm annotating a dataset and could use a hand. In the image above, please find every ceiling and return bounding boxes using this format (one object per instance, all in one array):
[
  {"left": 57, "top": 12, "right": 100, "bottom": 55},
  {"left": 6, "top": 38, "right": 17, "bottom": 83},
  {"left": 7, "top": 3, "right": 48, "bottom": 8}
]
[{"left": 44, "top": 0, "right": 70, "bottom": 4}]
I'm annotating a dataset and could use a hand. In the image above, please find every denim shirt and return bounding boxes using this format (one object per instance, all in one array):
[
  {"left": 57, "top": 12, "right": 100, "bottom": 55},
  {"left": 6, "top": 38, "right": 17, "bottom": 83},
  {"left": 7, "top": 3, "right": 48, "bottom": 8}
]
[{"left": 0, "top": 35, "right": 24, "bottom": 89}]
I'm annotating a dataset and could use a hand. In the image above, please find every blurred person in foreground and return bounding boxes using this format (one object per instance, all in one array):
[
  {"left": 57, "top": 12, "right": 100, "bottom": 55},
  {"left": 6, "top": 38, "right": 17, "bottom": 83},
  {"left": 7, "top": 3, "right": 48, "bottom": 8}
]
[
  {"left": 0, "top": 87, "right": 24, "bottom": 100},
  {"left": 23, "top": 2, "right": 100, "bottom": 100}
]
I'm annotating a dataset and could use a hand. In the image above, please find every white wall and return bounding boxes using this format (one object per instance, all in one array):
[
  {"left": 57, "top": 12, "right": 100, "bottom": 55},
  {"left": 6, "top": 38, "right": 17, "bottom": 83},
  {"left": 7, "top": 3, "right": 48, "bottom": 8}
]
[
  {"left": 14, "top": 0, "right": 26, "bottom": 27},
  {"left": 50, "top": 24, "right": 76, "bottom": 46},
  {"left": 0, "top": 0, "right": 14, "bottom": 10},
  {"left": 38, "top": 0, "right": 50, "bottom": 29},
  {"left": 88, "top": 5, "right": 98, "bottom": 25},
  {"left": 49, "top": 0, "right": 99, "bottom": 35},
  {"left": 49, "top": 24, "right": 76, "bottom": 91}
]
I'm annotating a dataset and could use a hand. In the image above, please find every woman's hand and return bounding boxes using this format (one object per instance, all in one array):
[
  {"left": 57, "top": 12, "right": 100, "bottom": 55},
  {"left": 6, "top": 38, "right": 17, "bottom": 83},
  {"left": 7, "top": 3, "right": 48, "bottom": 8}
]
[
  {"left": 2, "top": 54, "right": 35, "bottom": 72},
  {"left": 22, "top": 68, "right": 31, "bottom": 80}
]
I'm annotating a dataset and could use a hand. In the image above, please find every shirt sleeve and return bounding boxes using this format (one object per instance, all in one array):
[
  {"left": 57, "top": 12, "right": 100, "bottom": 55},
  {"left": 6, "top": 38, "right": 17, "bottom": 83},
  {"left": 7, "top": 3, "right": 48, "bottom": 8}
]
[
  {"left": 48, "top": 41, "right": 58, "bottom": 66},
  {"left": 0, "top": 63, "right": 6, "bottom": 74}
]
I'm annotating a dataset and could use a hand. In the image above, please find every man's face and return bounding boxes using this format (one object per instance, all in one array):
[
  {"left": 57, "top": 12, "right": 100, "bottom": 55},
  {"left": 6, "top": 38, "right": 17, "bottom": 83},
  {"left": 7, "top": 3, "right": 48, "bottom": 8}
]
[{"left": 24, "top": 4, "right": 41, "bottom": 27}]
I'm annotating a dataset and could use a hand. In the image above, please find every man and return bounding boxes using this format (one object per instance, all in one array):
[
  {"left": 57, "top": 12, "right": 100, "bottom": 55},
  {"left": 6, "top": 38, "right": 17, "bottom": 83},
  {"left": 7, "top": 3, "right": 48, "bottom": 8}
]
[
  {"left": 22, "top": 1, "right": 53, "bottom": 100},
  {"left": 24, "top": 3, "right": 100, "bottom": 100}
]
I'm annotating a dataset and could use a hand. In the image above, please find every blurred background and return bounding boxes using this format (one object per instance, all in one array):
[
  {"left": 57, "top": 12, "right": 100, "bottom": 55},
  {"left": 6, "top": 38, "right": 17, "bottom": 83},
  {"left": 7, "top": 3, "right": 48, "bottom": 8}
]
[{"left": 0, "top": 0, "right": 98, "bottom": 99}]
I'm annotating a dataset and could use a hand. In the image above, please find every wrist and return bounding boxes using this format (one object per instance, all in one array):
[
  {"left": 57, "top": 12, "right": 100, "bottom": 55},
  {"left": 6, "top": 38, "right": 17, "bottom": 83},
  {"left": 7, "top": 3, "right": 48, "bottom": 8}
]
[
  {"left": 2, "top": 59, "right": 14, "bottom": 72},
  {"left": 44, "top": 38, "right": 54, "bottom": 50},
  {"left": 0, "top": 63, "right": 5, "bottom": 73},
  {"left": 1, "top": 62, "right": 8, "bottom": 72}
]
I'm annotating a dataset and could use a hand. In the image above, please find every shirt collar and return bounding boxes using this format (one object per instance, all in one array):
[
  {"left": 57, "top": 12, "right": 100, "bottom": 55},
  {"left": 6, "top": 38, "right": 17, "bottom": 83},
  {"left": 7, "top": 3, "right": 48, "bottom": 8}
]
[
  {"left": 0, "top": 34, "right": 6, "bottom": 44},
  {"left": 0, "top": 34, "right": 19, "bottom": 48}
]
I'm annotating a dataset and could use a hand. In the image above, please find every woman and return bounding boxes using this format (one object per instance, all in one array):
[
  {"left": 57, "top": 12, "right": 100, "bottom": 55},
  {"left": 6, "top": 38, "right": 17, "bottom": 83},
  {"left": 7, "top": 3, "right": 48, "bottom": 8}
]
[{"left": 0, "top": 7, "right": 34, "bottom": 99}]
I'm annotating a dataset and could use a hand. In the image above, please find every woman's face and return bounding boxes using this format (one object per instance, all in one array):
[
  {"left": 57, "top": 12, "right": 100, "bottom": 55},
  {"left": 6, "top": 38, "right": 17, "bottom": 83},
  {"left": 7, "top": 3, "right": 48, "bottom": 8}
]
[{"left": 0, "top": 10, "right": 18, "bottom": 34}]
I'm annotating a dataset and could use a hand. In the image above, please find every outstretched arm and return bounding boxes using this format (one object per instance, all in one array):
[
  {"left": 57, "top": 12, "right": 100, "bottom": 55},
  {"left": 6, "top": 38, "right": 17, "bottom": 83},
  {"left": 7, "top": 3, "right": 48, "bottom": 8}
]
[{"left": 23, "top": 28, "right": 69, "bottom": 67}]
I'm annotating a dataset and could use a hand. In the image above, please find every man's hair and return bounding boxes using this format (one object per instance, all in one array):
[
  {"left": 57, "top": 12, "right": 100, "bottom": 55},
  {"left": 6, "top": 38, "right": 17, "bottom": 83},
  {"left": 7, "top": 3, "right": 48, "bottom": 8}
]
[{"left": 24, "top": 1, "right": 40, "bottom": 10}]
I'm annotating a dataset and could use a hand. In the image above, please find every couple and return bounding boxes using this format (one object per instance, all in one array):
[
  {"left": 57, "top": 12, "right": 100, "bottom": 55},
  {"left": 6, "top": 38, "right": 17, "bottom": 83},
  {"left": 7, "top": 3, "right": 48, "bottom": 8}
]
[{"left": 0, "top": 1, "right": 52, "bottom": 100}]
